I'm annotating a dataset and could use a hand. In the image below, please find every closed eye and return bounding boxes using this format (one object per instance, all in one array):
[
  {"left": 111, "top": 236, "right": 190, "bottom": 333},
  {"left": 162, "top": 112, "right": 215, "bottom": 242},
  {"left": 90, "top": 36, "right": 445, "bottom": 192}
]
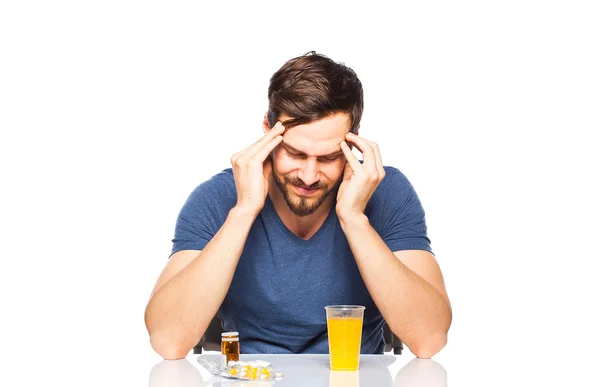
[
  {"left": 286, "top": 150, "right": 306, "bottom": 158},
  {"left": 318, "top": 155, "right": 341, "bottom": 163},
  {"left": 283, "top": 144, "right": 341, "bottom": 162}
]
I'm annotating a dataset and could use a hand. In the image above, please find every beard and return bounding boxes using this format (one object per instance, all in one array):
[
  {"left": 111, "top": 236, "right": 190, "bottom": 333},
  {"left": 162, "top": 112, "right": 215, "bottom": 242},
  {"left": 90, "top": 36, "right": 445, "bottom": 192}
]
[{"left": 272, "top": 170, "right": 342, "bottom": 217}]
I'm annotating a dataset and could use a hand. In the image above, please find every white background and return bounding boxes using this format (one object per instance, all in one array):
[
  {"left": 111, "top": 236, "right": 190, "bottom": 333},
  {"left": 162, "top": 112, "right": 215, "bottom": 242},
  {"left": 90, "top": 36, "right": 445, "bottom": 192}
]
[{"left": 1, "top": 1, "right": 599, "bottom": 386}]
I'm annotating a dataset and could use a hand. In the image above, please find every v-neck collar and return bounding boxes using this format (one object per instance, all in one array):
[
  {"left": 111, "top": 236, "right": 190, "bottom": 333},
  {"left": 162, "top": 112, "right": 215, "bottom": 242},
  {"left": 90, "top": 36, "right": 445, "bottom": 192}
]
[{"left": 263, "top": 194, "right": 337, "bottom": 243}]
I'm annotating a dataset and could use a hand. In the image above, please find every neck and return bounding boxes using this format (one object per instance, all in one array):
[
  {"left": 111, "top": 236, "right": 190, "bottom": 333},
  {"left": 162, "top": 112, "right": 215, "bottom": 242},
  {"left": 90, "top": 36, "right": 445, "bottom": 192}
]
[{"left": 268, "top": 182, "right": 335, "bottom": 240}]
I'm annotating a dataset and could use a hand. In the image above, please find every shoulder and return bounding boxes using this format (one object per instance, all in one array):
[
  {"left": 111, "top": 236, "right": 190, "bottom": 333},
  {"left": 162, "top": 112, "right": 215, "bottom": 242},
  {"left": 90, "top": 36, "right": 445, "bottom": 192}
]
[
  {"left": 366, "top": 166, "right": 422, "bottom": 218},
  {"left": 366, "top": 166, "right": 431, "bottom": 251},
  {"left": 183, "top": 168, "right": 236, "bottom": 211},
  {"left": 172, "top": 169, "right": 236, "bottom": 252},
  {"left": 192, "top": 168, "right": 235, "bottom": 195},
  {"left": 375, "top": 166, "right": 416, "bottom": 197}
]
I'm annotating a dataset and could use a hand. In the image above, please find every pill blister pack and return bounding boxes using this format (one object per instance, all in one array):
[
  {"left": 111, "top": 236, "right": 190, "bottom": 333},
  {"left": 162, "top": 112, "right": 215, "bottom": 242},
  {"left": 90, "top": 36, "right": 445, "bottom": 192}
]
[{"left": 197, "top": 357, "right": 284, "bottom": 382}]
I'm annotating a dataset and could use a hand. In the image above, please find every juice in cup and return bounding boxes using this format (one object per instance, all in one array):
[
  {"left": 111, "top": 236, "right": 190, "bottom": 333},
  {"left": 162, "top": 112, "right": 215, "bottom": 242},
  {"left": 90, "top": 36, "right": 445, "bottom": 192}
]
[{"left": 325, "top": 305, "right": 365, "bottom": 371}]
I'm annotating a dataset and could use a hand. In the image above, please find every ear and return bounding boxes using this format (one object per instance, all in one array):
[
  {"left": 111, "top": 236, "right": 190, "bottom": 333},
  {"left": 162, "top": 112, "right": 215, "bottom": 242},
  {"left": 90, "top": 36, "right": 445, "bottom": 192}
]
[{"left": 262, "top": 112, "right": 271, "bottom": 134}]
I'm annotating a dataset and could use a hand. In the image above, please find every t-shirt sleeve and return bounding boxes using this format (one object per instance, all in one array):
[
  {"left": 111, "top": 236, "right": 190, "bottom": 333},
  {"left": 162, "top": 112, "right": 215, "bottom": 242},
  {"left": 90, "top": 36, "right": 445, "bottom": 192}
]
[
  {"left": 170, "top": 169, "right": 237, "bottom": 257},
  {"left": 366, "top": 166, "right": 433, "bottom": 254}
]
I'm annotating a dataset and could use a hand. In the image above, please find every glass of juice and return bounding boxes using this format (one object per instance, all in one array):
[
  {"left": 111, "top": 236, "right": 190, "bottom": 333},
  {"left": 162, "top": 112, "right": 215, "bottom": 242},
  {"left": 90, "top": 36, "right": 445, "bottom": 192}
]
[{"left": 324, "top": 305, "right": 365, "bottom": 371}]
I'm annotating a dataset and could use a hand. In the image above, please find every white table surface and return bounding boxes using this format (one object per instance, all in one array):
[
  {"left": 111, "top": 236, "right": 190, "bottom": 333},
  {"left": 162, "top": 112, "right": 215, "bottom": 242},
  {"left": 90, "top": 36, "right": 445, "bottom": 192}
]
[{"left": 148, "top": 353, "right": 447, "bottom": 387}]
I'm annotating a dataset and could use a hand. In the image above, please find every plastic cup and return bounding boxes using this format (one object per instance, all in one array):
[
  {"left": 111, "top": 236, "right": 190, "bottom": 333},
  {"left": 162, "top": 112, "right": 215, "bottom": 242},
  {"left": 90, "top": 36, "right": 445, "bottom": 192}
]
[
  {"left": 324, "top": 305, "right": 365, "bottom": 371},
  {"left": 329, "top": 369, "right": 359, "bottom": 387}
]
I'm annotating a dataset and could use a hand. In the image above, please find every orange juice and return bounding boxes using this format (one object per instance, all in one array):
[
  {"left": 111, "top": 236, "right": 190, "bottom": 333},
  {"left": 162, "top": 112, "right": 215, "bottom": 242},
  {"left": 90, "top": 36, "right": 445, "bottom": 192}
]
[{"left": 327, "top": 317, "right": 363, "bottom": 371}]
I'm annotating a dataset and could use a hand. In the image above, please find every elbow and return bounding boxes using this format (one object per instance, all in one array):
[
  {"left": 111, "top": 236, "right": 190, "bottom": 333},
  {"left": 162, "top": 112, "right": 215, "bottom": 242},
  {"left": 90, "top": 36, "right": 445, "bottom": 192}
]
[
  {"left": 410, "top": 333, "right": 447, "bottom": 359},
  {"left": 149, "top": 332, "right": 192, "bottom": 360},
  {"left": 412, "top": 304, "right": 452, "bottom": 358},
  {"left": 145, "top": 306, "right": 193, "bottom": 360}
]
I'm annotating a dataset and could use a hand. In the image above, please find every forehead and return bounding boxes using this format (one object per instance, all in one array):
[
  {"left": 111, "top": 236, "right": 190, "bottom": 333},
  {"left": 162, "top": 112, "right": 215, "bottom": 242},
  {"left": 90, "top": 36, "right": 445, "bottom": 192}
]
[{"left": 281, "top": 113, "right": 351, "bottom": 155}]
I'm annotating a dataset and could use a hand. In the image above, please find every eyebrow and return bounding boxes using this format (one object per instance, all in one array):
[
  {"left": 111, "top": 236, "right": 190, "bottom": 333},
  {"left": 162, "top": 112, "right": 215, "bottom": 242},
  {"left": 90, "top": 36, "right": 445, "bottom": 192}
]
[{"left": 281, "top": 141, "right": 343, "bottom": 158}]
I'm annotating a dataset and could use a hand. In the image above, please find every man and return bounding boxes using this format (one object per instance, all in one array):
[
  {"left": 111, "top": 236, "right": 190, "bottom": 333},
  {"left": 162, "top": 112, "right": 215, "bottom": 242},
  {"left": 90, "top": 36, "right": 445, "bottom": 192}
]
[{"left": 144, "top": 52, "right": 452, "bottom": 360}]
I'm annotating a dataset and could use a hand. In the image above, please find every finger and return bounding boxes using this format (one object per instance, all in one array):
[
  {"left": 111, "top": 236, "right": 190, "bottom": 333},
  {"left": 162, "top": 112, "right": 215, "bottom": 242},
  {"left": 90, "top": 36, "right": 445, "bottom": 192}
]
[
  {"left": 363, "top": 138, "right": 385, "bottom": 179},
  {"left": 345, "top": 133, "right": 378, "bottom": 176},
  {"left": 243, "top": 122, "right": 286, "bottom": 158},
  {"left": 251, "top": 121, "right": 285, "bottom": 151},
  {"left": 340, "top": 140, "right": 364, "bottom": 173},
  {"left": 255, "top": 134, "right": 284, "bottom": 163}
]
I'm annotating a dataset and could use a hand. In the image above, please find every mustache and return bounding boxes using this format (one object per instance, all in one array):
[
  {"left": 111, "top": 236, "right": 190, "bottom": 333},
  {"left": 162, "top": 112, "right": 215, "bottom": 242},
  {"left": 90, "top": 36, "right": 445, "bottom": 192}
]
[{"left": 285, "top": 176, "right": 327, "bottom": 189}]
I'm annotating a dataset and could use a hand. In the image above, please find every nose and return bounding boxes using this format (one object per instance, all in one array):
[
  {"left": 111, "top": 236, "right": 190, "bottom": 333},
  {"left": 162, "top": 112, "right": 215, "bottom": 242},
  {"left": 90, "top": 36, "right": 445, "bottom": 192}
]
[{"left": 297, "top": 158, "right": 320, "bottom": 187}]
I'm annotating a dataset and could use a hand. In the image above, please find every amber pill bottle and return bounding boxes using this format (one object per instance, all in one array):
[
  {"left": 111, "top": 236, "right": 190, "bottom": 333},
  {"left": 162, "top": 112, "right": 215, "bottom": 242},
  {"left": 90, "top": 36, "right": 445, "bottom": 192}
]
[{"left": 221, "top": 331, "right": 240, "bottom": 363}]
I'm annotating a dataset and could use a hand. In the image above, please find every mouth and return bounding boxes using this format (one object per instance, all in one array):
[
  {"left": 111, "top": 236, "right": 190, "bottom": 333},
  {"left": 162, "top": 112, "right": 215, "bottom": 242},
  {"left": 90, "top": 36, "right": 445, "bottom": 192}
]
[{"left": 291, "top": 184, "right": 321, "bottom": 196}]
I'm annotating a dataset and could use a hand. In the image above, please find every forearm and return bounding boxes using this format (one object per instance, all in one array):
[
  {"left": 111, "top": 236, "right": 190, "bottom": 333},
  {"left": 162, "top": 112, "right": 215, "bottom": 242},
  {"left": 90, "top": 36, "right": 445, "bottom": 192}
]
[
  {"left": 339, "top": 213, "right": 452, "bottom": 358},
  {"left": 145, "top": 206, "right": 257, "bottom": 358}
]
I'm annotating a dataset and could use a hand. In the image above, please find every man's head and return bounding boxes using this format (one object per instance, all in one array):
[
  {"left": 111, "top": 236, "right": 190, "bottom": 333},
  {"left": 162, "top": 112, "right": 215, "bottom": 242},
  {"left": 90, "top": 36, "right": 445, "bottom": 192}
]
[
  {"left": 266, "top": 51, "right": 363, "bottom": 133},
  {"left": 263, "top": 52, "right": 364, "bottom": 217}
]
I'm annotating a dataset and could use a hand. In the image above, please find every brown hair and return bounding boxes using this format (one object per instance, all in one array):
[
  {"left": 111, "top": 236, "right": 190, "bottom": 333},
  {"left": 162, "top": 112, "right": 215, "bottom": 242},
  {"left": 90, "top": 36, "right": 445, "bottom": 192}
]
[{"left": 267, "top": 51, "right": 363, "bottom": 134}]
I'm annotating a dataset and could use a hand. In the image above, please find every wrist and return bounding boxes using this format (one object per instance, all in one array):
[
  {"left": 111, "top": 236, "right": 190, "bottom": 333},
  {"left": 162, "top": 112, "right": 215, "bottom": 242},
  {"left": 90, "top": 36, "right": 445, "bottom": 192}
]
[
  {"left": 337, "top": 210, "right": 369, "bottom": 230},
  {"left": 230, "top": 204, "right": 260, "bottom": 223}
]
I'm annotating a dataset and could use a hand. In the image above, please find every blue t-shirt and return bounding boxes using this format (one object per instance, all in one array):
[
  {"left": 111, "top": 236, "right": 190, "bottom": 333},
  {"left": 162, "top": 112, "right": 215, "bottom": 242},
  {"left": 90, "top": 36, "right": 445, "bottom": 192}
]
[{"left": 171, "top": 166, "right": 432, "bottom": 354}]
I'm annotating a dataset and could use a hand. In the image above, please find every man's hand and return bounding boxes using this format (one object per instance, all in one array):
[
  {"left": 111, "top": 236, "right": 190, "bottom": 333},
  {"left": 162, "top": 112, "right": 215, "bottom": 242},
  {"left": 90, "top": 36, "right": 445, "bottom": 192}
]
[
  {"left": 230, "top": 122, "right": 285, "bottom": 215},
  {"left": 336, "top": 132, "right": 386, "bottom": 219}
]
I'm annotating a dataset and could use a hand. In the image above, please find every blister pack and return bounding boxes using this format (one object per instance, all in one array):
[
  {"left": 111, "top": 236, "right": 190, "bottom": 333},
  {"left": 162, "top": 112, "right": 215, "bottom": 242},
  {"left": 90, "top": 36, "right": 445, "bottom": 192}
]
[{"left": 197, "top": 357, "right": 284, "bottom": 382}]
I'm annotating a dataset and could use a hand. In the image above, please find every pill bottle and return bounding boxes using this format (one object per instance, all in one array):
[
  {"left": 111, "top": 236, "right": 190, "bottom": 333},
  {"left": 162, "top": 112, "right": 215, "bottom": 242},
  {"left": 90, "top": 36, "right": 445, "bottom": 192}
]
[{"left": 221, "top": 331, "right": 240, "bottom": 363}]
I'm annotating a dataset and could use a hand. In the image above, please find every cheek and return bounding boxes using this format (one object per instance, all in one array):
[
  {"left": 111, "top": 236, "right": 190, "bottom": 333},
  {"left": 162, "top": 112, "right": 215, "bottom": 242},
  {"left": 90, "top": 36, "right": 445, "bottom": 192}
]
[
  {"left": 321, "top": 160, "right": 346, "bottom": 183},
  {"left": 272, "top": 150, "right": 297, "bottom": 175}
]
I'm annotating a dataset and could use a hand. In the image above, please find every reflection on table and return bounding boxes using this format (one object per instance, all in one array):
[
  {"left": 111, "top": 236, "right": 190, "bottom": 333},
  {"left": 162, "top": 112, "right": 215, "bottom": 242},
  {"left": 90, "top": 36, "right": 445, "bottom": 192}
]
[
  {"left": 148, "top": 357, "right": 204, "bottom": 387},
  {"left": 148, "top": 353, "right": 446, "bottom": 387},
  {"left": 394, "top": 357, "right": 447, "bottom": 387}
]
